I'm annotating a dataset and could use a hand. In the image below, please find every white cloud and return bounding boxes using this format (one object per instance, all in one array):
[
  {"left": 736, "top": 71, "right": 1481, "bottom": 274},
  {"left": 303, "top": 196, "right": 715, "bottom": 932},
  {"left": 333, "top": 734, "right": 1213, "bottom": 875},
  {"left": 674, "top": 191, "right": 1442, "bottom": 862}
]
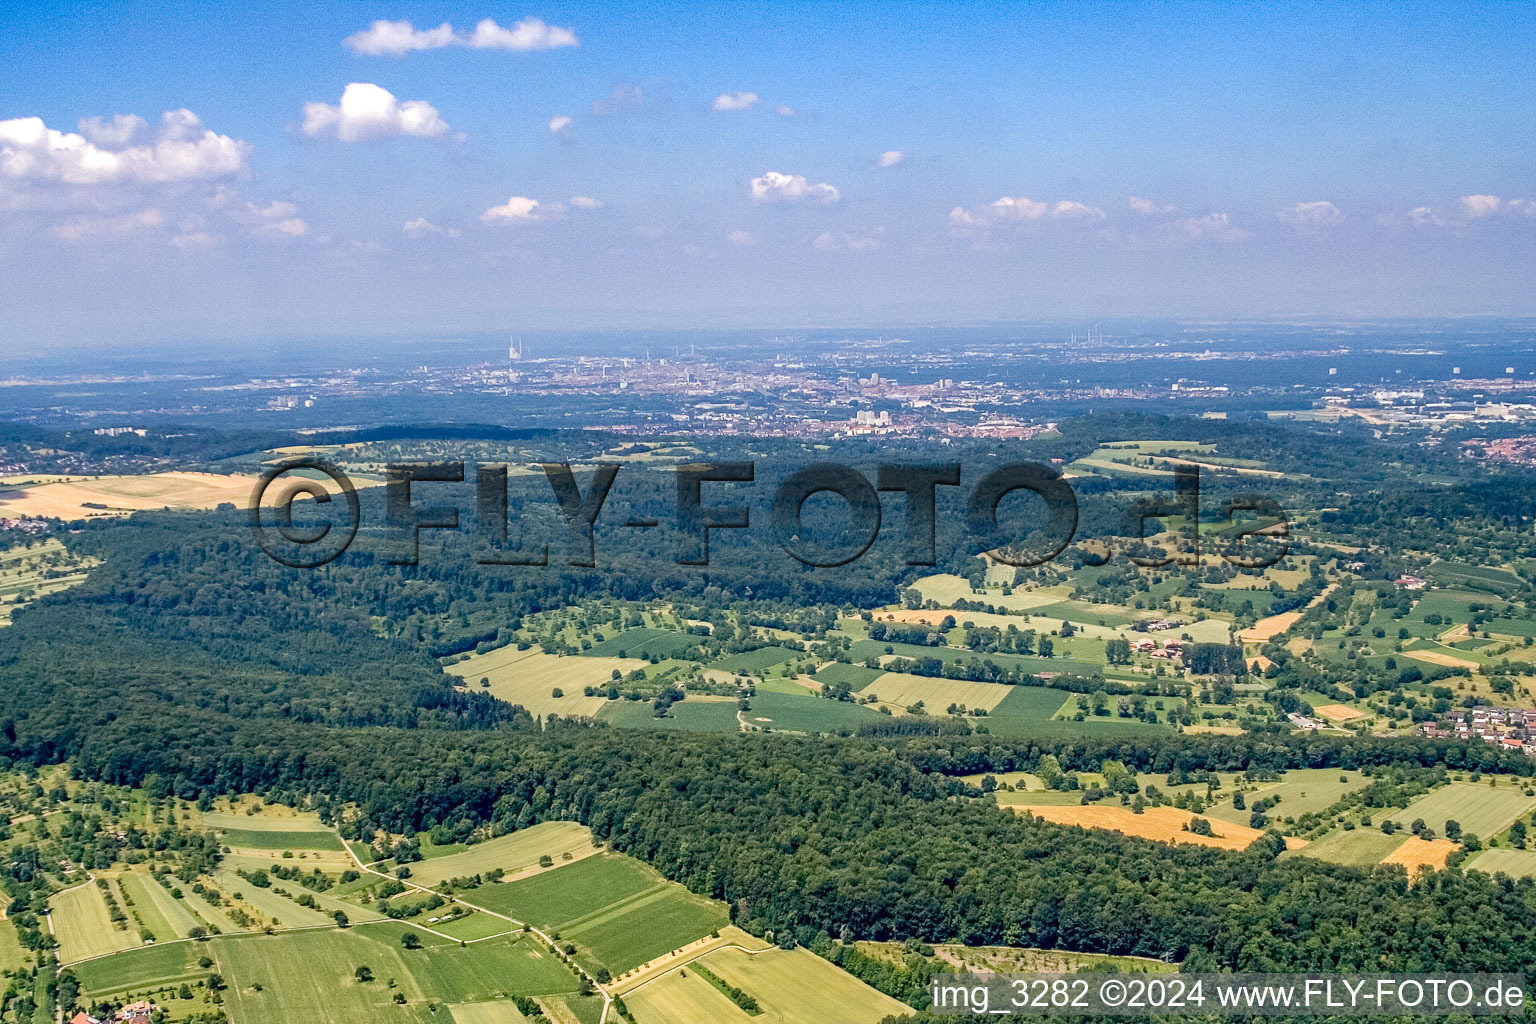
[
  {"left": 593, "top": 85, "right": 643, "bottom": 116},
  {"left": 1280, "top": 200, "right": 1343, "bottom": 227},
  {"left": 813, "top": 229, "right": 882, "bottom": 252},
  {"left": 343, "top": 20, "right": 455, "bottom": 55},
  {"left": 468, "top": 18, "right": 578, "bottom": 51},
  {"left": 402, "top": 217, "right": 460, "bottom": 239},
  {"left": 1052, "top": 200, "right": 1106, "bottom": 221},
  {"left": 482, "top": 195, "right": 566, "bottom": 223},
  {"left": 344, "top": 17, "right": 577, "bottom": 55},
  {"left": 50, "top": 207, "right": 162, "bottom": 242},
  {"left": 170, "top": 230, "right": 218, "bottom": 250},
  {"left": 78, "top": 114, "right": 147, "bottom": 148},
  {"left": 1462, "top": 194, "right": 1502, "bottom": 218},
  {"left": 568, "top": 196, "right": 604, "bottom": 209},
  {"left": 878, "top": 150, "right": 905, "bottom": 168},
  {"left": 302, "top": 83, "right": 451, "bottom": 142},
  {"left": 0, "top": 110, "right": 248, "bottom": 185},
  {"left": 1174, "top": 212, "right": 1244, "bottom": 240},
  {"left": 726, "top": 229, "right": 757, "bottom": 246},
  {"left": 948, "top": 196, "right": 1102, "bottom": 235},
  {"left": 548, "top": 115, "right": 572, "bottom": 134},
  {"left": 1128, "top": 195, "right": 1173, "bottom": 215},
  {"left": 233, "top": 199, "right": 309, "bottom": 239},
  {"left": 713, "top": 92, "right": 759, "bottom": 112},
  {"left": 750, "top": 171, "right": 840, "bottom": 205},
  {"left": 1457, "top": 194, "right": 1536, "bottom": 220},
  {"left": 775, "top": 105, "right": 797, "bottom": 117},
  {"left": 1407, "top": 206, "right": 1447, "bottom": 228}
]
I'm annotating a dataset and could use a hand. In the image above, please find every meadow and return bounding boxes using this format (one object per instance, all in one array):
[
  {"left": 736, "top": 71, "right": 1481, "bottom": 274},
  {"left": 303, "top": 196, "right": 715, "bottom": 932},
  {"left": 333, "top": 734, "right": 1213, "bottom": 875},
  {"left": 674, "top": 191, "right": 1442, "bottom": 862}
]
[
  {"left": 1381, "top": 783, "right": 1536, "bottom": 839},
  {"left": 404, "top": 821, "right": 597, "bottom": 887},
  {"left": 447, "top": 647, "right": 634, "bottom": 718}
]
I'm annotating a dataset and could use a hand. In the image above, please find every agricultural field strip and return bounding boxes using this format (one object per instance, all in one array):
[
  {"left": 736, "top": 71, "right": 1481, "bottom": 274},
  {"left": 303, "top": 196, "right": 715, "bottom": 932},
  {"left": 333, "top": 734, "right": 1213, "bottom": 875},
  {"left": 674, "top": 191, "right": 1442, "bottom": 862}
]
[
  {"left": 557, "top": 881, "right": 673, "bottom": 933},
  {"left": 613, "top": 942, "right": 774, "bottom": 999},
  {"left": 331, "top": 823, "right": 614, "bottom": 1019}
]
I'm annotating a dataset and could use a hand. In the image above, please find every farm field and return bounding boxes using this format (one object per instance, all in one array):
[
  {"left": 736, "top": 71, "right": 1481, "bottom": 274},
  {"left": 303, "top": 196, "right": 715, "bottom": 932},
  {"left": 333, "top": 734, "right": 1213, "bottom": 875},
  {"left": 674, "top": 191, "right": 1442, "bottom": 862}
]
[
  {"left": 906, "top": 573, "right": 1068, "bottom": 611},
  {"left": 404, "top": 821, "right": 597, "bottom": 887},
  {"left": 857, "top": 671, "right": 1014, "bottom": 712},
  {"left": 858, "top": 940, "right": 1177, "bottom": 976},
  {"left": 1013, "top": 804, "right": 1285, "bottom": 851},
  {"left": 465, "top": 853, "right": 727, "bottom": 975},
  {"left": 213, "top": 929, "right": 429, "bottom": 1024},
  {"left": 449, "top": 1002, "right": 533, "bottom": 1024},
  {"left": 625, "top": 967, "right": 757, "bottom": 1024},
  {"left": 1381, "top": 837, "right": 1460, "bottom": 872},
  {"left": 711, "top": 646, "right": 802, "bottom": 674},
  {"left": 447, "top": 647, "right": 630, "bottom": 719},
  {"left": 700, "top": 946, "right": 912, "bottom": 1024},
  {"left": 1294, "top": 828, "right": 1407, "bottom": 867},
  {"left": 738, "top": 691, "right": 884, "bottom": 734},
  {"left": 405, "top": 935, "right": 581, "bottom": 1003},
  {"left": 51, "top": 882, "right": 141, "bottom": 963},
  {"left": 118, "top": 872, "right": 203, "bottom": 940},
  {"left": 1205, "top": 769, "right": 1370, "bottom": 826},
  {"left": 0, "top": 471, "right": 258, "bottom": 520},
  {"left": 72, "top": 941, "right": 204, "bottom": 998},
  {"left": 1467, "top": 848, "right": 1536, "bottom": 879},
  {"left": 1382, "top": 783, "right": 1536, "bottom": 839},
  {"left": 581, "top": 627, "right": 701, "bottom": 659},
  {"left": 599, "top": 695, "right": 742, "bottom": 732}
]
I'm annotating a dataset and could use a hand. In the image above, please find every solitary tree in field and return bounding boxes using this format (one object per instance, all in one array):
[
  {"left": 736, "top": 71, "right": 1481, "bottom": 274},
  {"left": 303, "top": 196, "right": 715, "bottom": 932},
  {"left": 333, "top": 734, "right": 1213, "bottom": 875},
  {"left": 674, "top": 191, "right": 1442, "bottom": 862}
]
[
  {"left": 355, "top": 966, "right": 373, "bottom": 983},
  {"left": 401, "top": 932, "right": 421, "bottom": 950}
]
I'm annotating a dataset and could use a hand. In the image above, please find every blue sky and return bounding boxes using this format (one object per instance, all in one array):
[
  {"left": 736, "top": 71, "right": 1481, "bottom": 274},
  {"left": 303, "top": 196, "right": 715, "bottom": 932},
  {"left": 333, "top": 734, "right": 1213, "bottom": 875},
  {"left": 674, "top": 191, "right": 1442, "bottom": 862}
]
[{"left": 2, "top": 1, "right": 1534, "bottom": 345}]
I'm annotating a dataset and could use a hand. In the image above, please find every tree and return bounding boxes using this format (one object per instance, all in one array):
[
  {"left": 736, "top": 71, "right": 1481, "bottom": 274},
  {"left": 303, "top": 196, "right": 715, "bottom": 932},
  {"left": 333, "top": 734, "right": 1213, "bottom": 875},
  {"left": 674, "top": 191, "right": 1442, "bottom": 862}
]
[
  {"left": 401, "top": 932, "right": 421, "bottom": 950},
  {"left": 1445, "top": 819, "right": 1462, "bottom": 841},
  {"left": 1232, "top": 790, "right": 1245, "bottom": 810},
  {"left": 333, "top": 910, "right": 349, "bottom": 928},
  {"left": 355, "top": 966, "right": 373, "bottom": 983}
]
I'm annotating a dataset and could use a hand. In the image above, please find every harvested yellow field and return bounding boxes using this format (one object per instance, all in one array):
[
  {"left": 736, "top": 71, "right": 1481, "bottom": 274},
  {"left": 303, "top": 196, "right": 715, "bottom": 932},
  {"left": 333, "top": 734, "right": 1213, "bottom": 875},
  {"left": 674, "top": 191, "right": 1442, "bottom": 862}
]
[
  {"left": 0, "top": 472, "right": 257, "bottom": 520},
  {"left": 448, "top": 646, "right": 634, "bottom": 719},
  {"left": 1237, "top": 610, "right": 1303, "bottom": 643},
  {"left": 861, "top": 671, "right": 1013, "bottom": 712},
  {"left": 1381, "top": 837, "right": 1459, "bottom": 873},
  {"left": 1013, "top": 804, "right": 1303, "bottom": 852},
  {"left": 1314, "top": 704, "right": 1368, "bottom": 723},
  {"left": 1238, "top": 585, "right": 1336, "bottom": 643},
  {"left": 1403, "top": 650, "right": 1482, "bottom": 672}
]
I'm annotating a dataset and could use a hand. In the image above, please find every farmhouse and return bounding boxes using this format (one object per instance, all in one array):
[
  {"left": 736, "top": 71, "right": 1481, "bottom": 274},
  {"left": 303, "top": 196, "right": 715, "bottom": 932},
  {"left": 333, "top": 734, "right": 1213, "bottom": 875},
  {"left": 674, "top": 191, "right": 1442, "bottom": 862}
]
[
  {"left": 1394, "top": 575, "right": 1428, "bottom": 590},
  {"left": 69, "top": 1014, "right": 101, "bottom": 1024}
]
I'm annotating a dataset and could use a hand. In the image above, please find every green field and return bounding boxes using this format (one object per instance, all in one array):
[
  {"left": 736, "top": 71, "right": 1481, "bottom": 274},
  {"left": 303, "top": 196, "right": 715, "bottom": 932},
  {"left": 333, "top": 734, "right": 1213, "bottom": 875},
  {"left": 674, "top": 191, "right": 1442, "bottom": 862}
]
[
  {"left": 468, "top": 854, "right": 656, "bottom": 926},
  {"left": 599, "top": 696, "right": 744, "bottom": 732},
  {"left": 1467, "top": 848, "right": 1536, "bottom": 879},
  {"left": 214, "top": 929, "right": 428, "bottom": 1023},
  {"left": 404, "top": 821, "right": 597, "bottom": 888},
  {"left": 739, "top": 692, "right": 884, "bottom": 734},
  {"left": 1294, "top": 828, "right": 1406, "bottom": 866},
  {"left": 448, "top": 1002, "right": 532, "bottom": 1024},
  {"left": 1205, "top": 769, "right": 1370, "bottom": 827},
  {"left": 1382, "top": 783, "right": 1536, "bottom": 839},
  {"left": 466, "top": 853, "right": 727, "bottom": 974},
  {"left": 406, "top": 936, "right": 581, "bottom": 1002},
  {"left": 812, "top": 663, "right": 884, "bottom": 688},
  {"left": 712, "top": 646, "right": 802, "bottom": 674},
  {"left": 582, "top": 627, "right": 701, "bottom": 659},
  {"left": 72, "top": 941, "right": 203, "bottom": 997},
  {"left": 51, "top": 882, "right": 141, "bottom": 963},
  {"left": 216, "top": 827, "right": 346, "bottom": 851}
]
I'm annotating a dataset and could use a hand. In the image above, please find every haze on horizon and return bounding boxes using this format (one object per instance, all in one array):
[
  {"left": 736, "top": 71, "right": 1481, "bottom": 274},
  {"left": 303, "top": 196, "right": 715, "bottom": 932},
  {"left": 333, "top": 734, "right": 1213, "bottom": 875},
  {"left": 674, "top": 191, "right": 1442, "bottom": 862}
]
[{"left": 2, "top": 1, "right": 1535, "bottom": 348}]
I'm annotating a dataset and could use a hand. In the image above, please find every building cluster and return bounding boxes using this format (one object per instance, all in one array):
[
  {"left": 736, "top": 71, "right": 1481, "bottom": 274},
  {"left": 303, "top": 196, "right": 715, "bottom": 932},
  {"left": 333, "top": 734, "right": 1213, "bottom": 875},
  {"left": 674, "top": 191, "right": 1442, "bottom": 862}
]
[
  {"left": 1420, "top": 707, "right": 1536, "bottom": 752},
  {"left": 1131, "top": 636, "right": 1184, "bottom": 660},
  {"left": 1464, "top": 436, "right": 1536, "bottom": 467},
  {"left": 71, "top": 1002, "right": 157, "bottom": 1024}
]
